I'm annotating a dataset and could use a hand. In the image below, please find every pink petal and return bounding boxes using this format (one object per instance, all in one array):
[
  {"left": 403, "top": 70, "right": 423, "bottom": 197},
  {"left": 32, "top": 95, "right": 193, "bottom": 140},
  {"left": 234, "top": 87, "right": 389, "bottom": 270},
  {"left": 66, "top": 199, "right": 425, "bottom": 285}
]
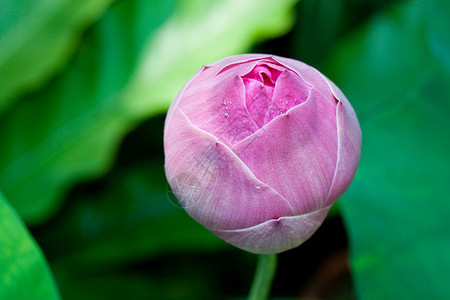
[
  {"left": 178, "top": 74, "right": 259, "bottom": 146},
  {"left": 241, "top": 75, "right": 274, "bottom": 128},
  {"left": 271, "top": 55, "right": 337, "bottom": 105},
  {"left": 241, "top": 62, "right": 284, "bottom": 128},
  {"left": 321, "top": 76, "right": 362, "bottom": 205},
  {"left": 264, "top": 69, "right": 311, "bottom": 124},
  {"left": 212, "top": 205, "right": 331, "bottom": 254},
  {"left": 167, "top": 55, "right": 271, "bottom": 125},
  {"left": 213, "top": 54, "right": 273, "bottom": 77},
  {"left": 164, "top": 107, "right": 296, "bottom": 231},
  {"left": 231, "top": 89, "right": 339, "bottom": 215}
]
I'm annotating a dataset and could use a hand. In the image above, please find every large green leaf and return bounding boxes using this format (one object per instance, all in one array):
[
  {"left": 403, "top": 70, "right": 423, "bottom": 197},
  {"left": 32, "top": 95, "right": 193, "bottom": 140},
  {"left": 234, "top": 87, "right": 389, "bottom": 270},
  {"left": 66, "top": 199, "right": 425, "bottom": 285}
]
[
  {"left": 426, "top": 0, "right": 450, "bottom": 70},
  {"left": 0, "top": 192, "right": 60, "bottom": 299},
  {"left": 0, "top": 0, "right": 176, "bottom": 225},
  {"left": 0, "top": 0, "right": 113, "bottom": 114},
  {"left": 325, "top": 0, "right": 450, "bottom": 299},
  {"left": 287, "top": 0, "right": 402, "bottom": 68},
  {"left": 0, "top": 0, "right": 298, "bottom": 225}
]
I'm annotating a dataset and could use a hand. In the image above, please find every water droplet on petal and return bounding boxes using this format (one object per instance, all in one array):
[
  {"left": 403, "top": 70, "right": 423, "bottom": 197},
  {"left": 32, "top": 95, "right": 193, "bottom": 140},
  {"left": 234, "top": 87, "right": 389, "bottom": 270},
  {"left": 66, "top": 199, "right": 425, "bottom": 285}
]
[
  {"left": 224, "top": 111, "right": 229, "bottom": 117},
  {"left": 255, "top": 185, "right": 261, "bottom": 189}
]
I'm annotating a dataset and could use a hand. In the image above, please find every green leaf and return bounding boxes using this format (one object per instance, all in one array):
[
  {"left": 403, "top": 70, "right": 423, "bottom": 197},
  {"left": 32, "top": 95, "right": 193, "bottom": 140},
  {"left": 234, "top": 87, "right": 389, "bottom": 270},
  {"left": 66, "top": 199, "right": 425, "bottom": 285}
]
[
  {"left": 325, "top": 0, "right": 432, "bottom": 121},
  {"left": 0, "top": 192, "right": 60, "bottom": 299},
  {"left": 0, "top": 0, "right": 298, "bottom": 225},
  {"left": 287, "top": 0, "right": 405, "bottom": 68},
  {"left": 0, "top": 0, "right": 113, "bottom": 114},
  {"left": 426, "top": 0, "right": 450, "bottom": 70},
  {"left": 0, "top": 0, "right": 176, "bottom": 225},
  {"left": 326, "top": 0, "right": 450, "bottom": 299}
]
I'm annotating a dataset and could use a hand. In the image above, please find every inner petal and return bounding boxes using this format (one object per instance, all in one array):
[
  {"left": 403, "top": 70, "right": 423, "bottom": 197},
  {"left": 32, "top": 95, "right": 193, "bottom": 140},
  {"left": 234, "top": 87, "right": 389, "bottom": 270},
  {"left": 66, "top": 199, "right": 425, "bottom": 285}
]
[
  {"left": 241, "top": 62, "right": 312, "bottom": 128},
  {"left": 263, "top": 69, "right": 311, "bottom": 125},
  {"left": 241, "top": 63, "right": 283, "bottom": 128},
  {"left": 242, "top": 78, "right": 273, "bottom": 128}
]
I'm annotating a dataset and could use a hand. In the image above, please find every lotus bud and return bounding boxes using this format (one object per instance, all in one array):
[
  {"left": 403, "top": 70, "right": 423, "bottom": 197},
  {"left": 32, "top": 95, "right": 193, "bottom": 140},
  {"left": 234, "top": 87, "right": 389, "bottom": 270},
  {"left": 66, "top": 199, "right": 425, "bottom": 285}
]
[{"left": 164, "top": 54, "right": 361, "bottom": 254}]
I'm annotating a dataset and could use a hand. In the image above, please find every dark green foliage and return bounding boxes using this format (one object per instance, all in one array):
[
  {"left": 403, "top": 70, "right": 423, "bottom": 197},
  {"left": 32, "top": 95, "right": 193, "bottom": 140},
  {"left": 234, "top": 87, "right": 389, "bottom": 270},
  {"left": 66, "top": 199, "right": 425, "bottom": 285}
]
[
  {"left": 326, "top": 0, "right": 450, "bottom": 298},
  {"left": 0, "top": 0, "right": 449, "bottom": 299}
]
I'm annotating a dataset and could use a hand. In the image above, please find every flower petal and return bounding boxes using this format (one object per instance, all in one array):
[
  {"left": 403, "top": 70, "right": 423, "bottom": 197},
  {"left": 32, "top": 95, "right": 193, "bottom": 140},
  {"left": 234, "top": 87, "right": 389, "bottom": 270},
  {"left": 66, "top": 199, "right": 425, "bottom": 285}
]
[
  {"left": 212, "top": 205, "right": 331, "bottom": 254},
  {"left": 178, "top": 74, "right": 259, "bottom": 145},
  {"left": 167, "top": 54, "right": 271, "bottom": 126},
  {"left": 213, "top": 54, "right": 273, "bottom": 77},
  {"left": 321, "top": 76, "right": 362, "bottom": 205},
  {"left": 241, "top": 62, "right": 284, "bottom": 127},
  {"left": 164, "top": 107, "right": 296, "bottom": 231},
  {"left": 272, "top": 55, "right": 337, "bottom": 105},
  {"left": 264, "top": 69, "right": 311, "bottom": 124},
  {"left": 231, "top": 89, "right": 338, "bottom": 215}
]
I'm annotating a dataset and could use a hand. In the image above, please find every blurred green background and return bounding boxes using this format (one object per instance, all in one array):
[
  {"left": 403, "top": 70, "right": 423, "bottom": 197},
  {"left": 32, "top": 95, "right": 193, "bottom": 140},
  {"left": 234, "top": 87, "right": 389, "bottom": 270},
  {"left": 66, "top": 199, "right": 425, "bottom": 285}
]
[{"left": 1, "top": 0, "right": 449, "bottom": 299}]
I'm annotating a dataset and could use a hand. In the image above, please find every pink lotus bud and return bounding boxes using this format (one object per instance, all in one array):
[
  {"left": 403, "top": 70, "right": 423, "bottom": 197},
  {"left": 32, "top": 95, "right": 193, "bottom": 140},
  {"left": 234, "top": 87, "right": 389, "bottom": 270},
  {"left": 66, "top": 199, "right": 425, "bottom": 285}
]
[{"left": 164, "top": 54, "right": 361, "bottom": 254}]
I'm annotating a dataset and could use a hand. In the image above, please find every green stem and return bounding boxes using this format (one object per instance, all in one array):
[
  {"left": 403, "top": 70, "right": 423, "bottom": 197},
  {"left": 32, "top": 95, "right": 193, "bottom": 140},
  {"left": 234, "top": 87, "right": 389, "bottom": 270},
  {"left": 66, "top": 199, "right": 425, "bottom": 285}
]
[{"left": 248, "top": 254, "right": 278, "bottom": 300}]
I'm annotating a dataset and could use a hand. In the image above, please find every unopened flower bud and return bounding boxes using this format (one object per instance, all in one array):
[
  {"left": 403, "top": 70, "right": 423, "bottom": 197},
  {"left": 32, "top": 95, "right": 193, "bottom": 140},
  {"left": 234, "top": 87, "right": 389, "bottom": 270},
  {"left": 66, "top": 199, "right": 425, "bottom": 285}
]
[{"left": 164, "top": 54, "right": 361, "bottom": 254}]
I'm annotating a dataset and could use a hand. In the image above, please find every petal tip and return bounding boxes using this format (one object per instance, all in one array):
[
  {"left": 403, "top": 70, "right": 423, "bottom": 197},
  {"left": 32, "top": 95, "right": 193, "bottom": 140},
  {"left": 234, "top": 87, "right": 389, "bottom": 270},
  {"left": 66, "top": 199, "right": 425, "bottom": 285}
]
[{"left": 212, "top": 206, "right": 331, "bottom": 254}]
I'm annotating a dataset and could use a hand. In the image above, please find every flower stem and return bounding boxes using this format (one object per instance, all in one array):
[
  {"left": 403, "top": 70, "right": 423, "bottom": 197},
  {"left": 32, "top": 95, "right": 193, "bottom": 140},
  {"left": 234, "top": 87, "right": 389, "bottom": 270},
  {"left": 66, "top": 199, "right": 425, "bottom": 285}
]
[{"left": 248, "top": 254, "right": 277, "bottom": 300}]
